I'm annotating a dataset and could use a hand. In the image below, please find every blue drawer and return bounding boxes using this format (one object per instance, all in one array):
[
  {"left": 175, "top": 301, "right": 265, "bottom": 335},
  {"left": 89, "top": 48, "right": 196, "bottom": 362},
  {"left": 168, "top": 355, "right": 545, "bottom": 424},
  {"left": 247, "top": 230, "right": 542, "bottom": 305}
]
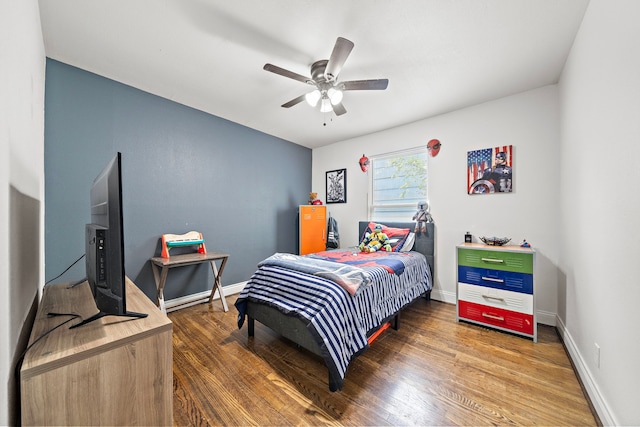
[{"left": 458, "top": 265, "right": 533, "bottom": 294}]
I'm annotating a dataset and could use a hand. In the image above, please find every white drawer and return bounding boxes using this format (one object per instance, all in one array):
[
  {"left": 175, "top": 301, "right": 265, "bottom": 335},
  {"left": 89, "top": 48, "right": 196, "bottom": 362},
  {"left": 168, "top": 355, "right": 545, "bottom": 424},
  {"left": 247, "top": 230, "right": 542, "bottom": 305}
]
[{"left": 458, "top": 282, "right": 533, "bottom": 314}]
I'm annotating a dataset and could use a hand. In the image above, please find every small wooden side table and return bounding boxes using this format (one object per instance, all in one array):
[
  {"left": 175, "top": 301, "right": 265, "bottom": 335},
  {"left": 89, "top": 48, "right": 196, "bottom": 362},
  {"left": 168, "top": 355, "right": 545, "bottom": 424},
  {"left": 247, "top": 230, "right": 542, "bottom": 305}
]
[{"left": 150, "top": 252, "right": 229, "bottom": 314}]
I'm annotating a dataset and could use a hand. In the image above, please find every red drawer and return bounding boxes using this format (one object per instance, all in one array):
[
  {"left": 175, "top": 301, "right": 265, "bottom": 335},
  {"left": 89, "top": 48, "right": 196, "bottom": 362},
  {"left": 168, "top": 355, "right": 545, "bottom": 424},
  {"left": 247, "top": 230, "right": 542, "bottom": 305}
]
[{"left": 458, "top": 300, "right": 534, "bottom": 336}]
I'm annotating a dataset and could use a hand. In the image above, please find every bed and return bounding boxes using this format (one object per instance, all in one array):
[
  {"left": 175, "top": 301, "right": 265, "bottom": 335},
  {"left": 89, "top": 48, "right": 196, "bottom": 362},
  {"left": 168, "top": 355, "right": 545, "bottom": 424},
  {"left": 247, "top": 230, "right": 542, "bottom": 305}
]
[{"left": 235, "top": 221, "right": 435, "bottom": 391}]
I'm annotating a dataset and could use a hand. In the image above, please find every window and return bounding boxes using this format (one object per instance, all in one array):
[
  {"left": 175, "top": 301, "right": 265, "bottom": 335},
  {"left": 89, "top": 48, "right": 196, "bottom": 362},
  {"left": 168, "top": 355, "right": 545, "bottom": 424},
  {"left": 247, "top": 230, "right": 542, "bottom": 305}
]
[{"left": 369, "top": 147, "right": 428, "bottom": 222}]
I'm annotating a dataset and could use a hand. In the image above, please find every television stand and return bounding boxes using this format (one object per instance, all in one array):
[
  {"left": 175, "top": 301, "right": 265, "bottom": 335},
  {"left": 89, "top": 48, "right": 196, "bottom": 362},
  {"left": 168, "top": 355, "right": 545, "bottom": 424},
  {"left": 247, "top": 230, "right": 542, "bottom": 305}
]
[
  {"left": 20, "top": 278, "right": 173, "bottom": 426},
  {"left": 69, "top": 309, "right": 148, "bottom": 329}
]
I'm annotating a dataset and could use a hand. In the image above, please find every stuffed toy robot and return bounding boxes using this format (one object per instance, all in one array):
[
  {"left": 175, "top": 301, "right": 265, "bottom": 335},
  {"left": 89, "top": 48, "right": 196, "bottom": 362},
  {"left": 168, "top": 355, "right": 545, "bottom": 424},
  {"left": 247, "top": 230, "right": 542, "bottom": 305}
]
[
  {"left": 412, "top": 201, "right": 433, "bottom": 233},
  {"left": 359, "top": 224, "right": 392, "bottom": 253}
]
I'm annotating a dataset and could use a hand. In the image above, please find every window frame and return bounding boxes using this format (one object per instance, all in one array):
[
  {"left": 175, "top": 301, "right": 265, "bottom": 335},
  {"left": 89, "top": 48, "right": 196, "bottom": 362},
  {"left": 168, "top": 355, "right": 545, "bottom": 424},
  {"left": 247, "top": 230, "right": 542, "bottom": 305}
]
[{"left": 367, "top": 146, "right": 428, "bottom": 222}]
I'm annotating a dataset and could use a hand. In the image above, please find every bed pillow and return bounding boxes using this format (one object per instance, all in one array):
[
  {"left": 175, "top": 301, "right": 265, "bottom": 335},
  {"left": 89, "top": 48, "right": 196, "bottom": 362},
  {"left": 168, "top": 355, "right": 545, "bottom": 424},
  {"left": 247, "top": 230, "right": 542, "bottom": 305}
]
[
  {"left": 400, "top": 232, "right": 416, "bottom": 252},
  {"left": 361, "top": 222, "right": 411, "bottom": 252}
]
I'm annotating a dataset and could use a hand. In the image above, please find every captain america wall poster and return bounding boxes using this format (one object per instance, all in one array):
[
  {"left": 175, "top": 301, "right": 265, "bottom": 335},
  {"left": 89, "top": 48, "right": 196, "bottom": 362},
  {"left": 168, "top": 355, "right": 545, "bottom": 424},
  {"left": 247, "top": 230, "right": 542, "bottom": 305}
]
[{"left": 467, "top": 145, "right": 513, "bottom": 194}]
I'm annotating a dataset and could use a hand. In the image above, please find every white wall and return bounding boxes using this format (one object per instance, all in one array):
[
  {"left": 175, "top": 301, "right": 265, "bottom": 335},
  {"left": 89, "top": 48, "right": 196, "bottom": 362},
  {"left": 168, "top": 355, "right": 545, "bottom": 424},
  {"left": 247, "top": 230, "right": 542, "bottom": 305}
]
[
  {"left": 313, "top": 85, "right": 560, "bottom": 325},
  {"left": 558, "top": 0, "right": 640, "bottom": 425},
  {"left": 313, "top": 2, "right": 640, "bottom": 423},
  {"left": 0, "top": 0, "right": 46, "bottom": 423}
]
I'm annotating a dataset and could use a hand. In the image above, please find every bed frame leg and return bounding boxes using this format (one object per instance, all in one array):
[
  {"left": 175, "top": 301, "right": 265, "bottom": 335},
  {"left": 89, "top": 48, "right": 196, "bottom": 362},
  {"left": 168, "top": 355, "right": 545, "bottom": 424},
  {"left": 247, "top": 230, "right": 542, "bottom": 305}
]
[
  {"left": 392, "top": 313, "right": 400, "bottom": 330},
  {"left": 328, "top": 371, "right": 341, "bottom": 392},
  {"left": 248, "top": 316, "right": 255, "bottom": 337}
]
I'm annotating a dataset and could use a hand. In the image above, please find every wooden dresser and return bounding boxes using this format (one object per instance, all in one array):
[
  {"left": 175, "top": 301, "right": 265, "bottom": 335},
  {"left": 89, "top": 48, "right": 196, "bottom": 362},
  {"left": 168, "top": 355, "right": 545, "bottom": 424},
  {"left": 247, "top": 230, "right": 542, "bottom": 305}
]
[
  {"left": 456, "top": 243, "right": 536, "bottom": 341},
  {"left": 20, "top": 278, "right": 173, "bottom": 426}
]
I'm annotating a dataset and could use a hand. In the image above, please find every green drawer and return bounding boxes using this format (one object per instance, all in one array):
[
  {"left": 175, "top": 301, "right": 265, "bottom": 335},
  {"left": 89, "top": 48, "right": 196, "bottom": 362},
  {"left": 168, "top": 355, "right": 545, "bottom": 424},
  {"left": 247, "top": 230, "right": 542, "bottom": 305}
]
[{"left": 458, "top": 247, "right": 533, "bottom": 274}]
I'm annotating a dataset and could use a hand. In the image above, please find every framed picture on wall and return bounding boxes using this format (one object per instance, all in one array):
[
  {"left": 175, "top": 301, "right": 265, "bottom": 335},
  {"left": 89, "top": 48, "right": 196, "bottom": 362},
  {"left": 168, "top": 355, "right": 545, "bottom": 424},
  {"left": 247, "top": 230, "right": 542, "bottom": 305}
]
[
  {"left": 326, "top": 168, "right": 347, "bottom": 203},
  {"left": 467, "top": 145, "right": 513, "bottom": 194}
]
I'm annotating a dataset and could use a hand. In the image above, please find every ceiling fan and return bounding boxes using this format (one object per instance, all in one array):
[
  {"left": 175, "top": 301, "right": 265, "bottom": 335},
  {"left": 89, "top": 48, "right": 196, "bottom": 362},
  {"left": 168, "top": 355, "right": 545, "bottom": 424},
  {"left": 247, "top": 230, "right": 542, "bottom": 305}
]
[{"left": 263, "top": 37, "right": 389, "bottom": 116}]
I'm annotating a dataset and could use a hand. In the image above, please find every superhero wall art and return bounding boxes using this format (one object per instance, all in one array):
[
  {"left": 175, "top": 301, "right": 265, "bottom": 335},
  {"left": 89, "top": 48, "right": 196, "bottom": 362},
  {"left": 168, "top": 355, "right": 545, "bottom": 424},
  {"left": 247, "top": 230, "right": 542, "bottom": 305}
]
[{"left": 467, "top": 145, "right": 513, "bottom": 194}]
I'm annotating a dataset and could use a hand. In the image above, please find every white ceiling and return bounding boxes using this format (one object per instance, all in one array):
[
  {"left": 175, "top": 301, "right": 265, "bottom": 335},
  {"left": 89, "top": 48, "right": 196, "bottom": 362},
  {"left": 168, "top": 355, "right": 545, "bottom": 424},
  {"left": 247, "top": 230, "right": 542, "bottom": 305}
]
[{"left": 38, "top": 0, "right": 589, "bottom": 149}]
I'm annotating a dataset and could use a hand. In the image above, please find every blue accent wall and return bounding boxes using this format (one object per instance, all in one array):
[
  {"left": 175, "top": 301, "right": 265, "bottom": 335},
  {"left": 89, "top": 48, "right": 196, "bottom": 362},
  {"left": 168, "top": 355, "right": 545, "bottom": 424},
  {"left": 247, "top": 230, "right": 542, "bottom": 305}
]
[{"left": 44, "top": 59, "right": 311, "bottom": 301}]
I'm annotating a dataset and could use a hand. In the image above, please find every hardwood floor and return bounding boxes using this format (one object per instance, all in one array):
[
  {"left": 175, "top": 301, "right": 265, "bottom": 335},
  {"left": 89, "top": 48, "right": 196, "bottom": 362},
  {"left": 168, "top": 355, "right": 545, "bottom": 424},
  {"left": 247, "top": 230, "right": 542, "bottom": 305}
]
[{"left": 170, "top": 295, "right": 597, "bottom": 426}]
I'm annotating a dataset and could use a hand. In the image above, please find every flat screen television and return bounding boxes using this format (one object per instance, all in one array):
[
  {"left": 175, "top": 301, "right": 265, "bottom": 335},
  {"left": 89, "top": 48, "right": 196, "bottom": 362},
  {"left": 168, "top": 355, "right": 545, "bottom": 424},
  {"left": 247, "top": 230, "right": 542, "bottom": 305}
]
[{"left": 71, "top": 152, "right": 147, "bottom": 328}]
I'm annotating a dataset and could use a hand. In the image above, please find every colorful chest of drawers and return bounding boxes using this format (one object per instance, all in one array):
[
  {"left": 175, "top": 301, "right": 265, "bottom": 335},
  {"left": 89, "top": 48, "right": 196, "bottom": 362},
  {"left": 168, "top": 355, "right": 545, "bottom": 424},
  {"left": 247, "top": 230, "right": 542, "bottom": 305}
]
[{"left": 456, "top": 243, "right": 536, "bottom": 341}]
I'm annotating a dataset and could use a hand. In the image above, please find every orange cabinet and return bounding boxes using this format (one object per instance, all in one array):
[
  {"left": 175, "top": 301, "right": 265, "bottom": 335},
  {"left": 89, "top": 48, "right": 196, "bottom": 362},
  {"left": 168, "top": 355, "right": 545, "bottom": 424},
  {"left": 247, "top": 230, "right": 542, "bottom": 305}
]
[{"left": 299, "top": 205, "right": 326, "bottom": 255}]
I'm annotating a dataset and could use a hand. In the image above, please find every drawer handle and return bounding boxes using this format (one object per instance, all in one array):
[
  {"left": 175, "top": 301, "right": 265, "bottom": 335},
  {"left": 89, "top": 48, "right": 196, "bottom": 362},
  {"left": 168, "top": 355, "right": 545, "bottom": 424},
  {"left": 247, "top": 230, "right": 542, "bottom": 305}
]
[
  {"left": 482, "top": 313, "right": 505, "bottom": 321},
  {"left": 482, "top": 295, "right": 505, "bottom": 302},
  {"left": 481, "top": 257, "right": 504, "bottom": 263},
  {"left": 482, "top": 277, "right": 504, "bottom": 283}
]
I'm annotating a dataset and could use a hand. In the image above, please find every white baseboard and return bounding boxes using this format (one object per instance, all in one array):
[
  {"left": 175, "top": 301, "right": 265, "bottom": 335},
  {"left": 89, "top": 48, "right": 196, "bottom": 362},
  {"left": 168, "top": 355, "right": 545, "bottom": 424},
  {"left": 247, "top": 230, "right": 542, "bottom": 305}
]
[
  {"left": 164, "top": 281, "right": 247, "bottom": 313},
  {"left": 556, "top": 315, "right": 616, "bottom": 426},
  {"left": 431, "top": 289, "right": 456, "bottom": 304},
  {"left": 536, "top": 309, "right": 556, "bottom": 326}
]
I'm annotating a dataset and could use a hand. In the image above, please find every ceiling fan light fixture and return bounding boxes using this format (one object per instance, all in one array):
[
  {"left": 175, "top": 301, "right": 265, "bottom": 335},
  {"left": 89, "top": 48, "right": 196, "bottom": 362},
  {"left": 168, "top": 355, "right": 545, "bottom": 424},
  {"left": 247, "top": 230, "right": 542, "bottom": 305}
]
[
  {"left": 264, "top": 37, "right": 388, "bottom": 116},
  {"left": 320, "top": 97, "right": 333, "bottom": 113},
  {"left": 328, "top": 87, "right": 343, "bottom": 105},
  {"left": 305, "top": 90, "right": 321, "bottom": 107}
]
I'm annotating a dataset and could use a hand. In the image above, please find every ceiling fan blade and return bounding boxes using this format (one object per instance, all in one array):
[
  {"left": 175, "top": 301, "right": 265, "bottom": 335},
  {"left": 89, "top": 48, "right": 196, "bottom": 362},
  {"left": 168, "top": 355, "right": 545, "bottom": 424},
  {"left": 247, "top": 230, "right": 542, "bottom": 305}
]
[
  {"left": 332, "top": 102, "right": 347, "bottom": 116},
  {"left": 281, "top": 94, "right": 307, "bottom": 108},
  {"left": 341, "top": 79, "right": 389, "bottom": 91},
  {"left": 264, "top": 63, "right": 313, "bottom": 85},
  {"left": 324, "top": 37, "right": 354, "bottom": 82}
]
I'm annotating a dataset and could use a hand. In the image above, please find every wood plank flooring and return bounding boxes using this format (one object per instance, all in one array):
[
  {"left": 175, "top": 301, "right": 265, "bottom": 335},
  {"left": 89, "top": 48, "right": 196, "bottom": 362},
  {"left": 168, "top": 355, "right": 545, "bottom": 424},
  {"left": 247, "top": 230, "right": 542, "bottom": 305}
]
[{"left": 170, "top": 295, "right": 598, "bottom": 426}]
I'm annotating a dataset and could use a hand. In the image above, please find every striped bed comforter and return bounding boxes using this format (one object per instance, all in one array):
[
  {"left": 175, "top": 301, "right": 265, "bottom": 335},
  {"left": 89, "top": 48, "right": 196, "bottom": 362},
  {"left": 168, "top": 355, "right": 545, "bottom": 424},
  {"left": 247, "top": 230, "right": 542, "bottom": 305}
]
[{"left": 235, "top": 249, "right": 432, "bottom": 390}]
